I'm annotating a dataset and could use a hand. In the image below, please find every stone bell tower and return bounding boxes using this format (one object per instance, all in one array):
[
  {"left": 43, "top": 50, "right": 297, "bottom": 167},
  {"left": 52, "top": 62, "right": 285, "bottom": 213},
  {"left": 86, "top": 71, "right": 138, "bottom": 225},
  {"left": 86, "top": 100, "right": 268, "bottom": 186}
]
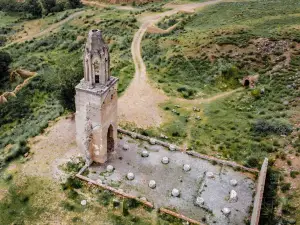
[{"left": 75, "top": 29, "right": 118, "bottom": 164}]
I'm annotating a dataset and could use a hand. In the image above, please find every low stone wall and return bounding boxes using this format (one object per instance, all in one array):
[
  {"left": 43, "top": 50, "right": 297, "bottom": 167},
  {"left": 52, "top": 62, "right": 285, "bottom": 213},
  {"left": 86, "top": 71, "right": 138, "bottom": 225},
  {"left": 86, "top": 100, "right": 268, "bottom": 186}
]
[
  {"left": 250, "top": 158, "right": 268, "bottom": 225},
  {"left": 118, "top": 128, "right": 178, "bottom": 149},
  {"left": 159, "top": 208, "right": 204, "bottom": 225},
  {"left": 117, "top": 127, "right": 259, "bottom": 174},
  {"left": 76, "top": 168, "right": 205, "bottom": 224},
  {"left": 76, "top": 173, "right": 154, "bottom": 208},
  {"left": 76, "top": 158, "right": 207, "bottom": 224},
  {"left": 186, "top": 151, "right": 259, "bottom": 174}
]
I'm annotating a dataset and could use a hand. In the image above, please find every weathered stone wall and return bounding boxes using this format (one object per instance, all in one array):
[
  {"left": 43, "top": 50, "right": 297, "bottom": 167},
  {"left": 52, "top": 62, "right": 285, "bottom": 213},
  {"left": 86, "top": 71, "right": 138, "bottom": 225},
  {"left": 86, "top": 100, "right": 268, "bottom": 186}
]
[
  {"left": 76, "top": 172, "right": 154, "bottom": 208},
  {"left": 75, "top": 81, "right": 118, "bottom": 163},
  {"left": 75, "top": 29, "right": 118, "bottom": 164},
  {"left": 250, "top": 158, "right": 268, "bottom": 225}
]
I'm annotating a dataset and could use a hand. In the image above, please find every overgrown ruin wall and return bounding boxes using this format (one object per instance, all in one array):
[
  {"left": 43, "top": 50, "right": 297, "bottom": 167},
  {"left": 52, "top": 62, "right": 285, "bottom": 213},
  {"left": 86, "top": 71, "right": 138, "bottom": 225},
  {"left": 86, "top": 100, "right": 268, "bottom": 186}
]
[{"left": 250, "top": 158, "right": 268, "bottom": 225}]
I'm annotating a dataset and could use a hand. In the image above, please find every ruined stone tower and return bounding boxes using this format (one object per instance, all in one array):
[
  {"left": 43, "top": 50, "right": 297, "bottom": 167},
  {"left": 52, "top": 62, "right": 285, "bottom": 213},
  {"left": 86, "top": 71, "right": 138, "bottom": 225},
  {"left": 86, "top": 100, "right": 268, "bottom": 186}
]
[{"left": 75, "top": 29, "right": 118, "bottom": 164}]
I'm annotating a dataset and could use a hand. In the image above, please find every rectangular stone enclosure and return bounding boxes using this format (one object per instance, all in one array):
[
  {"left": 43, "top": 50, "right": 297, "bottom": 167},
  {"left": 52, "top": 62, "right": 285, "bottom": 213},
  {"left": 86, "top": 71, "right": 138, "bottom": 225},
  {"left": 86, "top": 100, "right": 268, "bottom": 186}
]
[{"left": 85, "top": 134, "right": 258, "bottom": 225}]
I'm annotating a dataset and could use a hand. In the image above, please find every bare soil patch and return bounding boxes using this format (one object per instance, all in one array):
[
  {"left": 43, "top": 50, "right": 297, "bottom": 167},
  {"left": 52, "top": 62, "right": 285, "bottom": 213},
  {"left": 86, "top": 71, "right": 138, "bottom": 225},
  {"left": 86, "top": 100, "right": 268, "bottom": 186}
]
[{"left": 23, "top": 116, "right": 80, "bottom": 179}]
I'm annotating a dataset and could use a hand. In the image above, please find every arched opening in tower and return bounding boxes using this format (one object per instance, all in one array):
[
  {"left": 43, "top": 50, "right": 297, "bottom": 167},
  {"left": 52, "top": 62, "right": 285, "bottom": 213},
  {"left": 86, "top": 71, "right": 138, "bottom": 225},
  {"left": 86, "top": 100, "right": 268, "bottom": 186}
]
[{"left": 107, "top": 125, "right": 114, "bottom": 155}]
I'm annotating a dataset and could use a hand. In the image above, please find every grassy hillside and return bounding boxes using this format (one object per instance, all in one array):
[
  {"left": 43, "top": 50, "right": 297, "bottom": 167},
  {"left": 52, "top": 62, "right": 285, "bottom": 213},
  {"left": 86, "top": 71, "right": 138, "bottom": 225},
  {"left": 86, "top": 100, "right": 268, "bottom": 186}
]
[
  {"left": 143, "top": 0, "right": 300, "bottom": 97},
  {"left": 0, "top": 0, "right": 300, "bottom": 224},
  {"left": 0, "top": 6, "right": 137, "bottom": 169},
  {"left": 139, "top": 1, "right": 300, "bottom": 223}
]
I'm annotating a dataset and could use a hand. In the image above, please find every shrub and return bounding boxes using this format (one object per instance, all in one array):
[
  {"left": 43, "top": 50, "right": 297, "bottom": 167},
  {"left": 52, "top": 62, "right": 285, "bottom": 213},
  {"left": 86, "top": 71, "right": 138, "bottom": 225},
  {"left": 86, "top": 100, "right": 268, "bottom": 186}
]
[
  {"left": 64, "top": 157, "right": 85, "bottom": 173},
  {"left": 252, "top": 120, "right": 293, "bottom": 136},
  {"left": 0, "top": 35, "right": 7, "bottom": 46},
  {"left": 245, "top": 156, "right": 260, "bottom": 168},
  {"left": 0, "top": 51, "right": 12, "bottom": 79},
  {"left": 281, "top": 182, "right": 291, "bottom": 192},
  {"left": 290, "top": 171, "right": 299, "bottom": 178},
  {"left": 61, "top": 177, "right": 83, "bottom": 190},
  {"left": 0, "top": 0, "right": 81, "bottom": 17},
  {"left": 98, "top": 190, "right": 113, "bottom": 206},
  {"left": 57, "top": 60, "right": 83, "bottom": 111},
  {"left": 4, "top": 142, "right": 29, "bottom": 163}
]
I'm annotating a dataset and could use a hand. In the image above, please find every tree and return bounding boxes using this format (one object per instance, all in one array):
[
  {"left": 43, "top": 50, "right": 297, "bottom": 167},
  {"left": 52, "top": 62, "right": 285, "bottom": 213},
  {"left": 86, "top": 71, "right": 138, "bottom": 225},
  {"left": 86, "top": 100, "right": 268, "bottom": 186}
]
[
  {"left": 0, "top": 51, "right": 12, "bottom": 79},
  {"left": 24, "top": 0, "right": 42, "bottom": 17},
  {"left": 41, "top": 0, "right": 56, "bottom": 15},
  {"left": 0, "top": 36, "right": 7, "bottom": 47},
  {"left": 67, "top": 0, "right": 81, "bottom": 9},
  {"left": 58, "top": 60, "right": 83, "bottom": 111}
]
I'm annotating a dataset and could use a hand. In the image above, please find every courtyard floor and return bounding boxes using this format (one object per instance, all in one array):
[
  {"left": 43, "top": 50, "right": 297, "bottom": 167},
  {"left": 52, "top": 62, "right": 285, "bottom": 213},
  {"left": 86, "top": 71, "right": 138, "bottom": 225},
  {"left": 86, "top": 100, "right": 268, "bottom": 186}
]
[{"left": 88, "top": 134, "right": 256, "bottom": 225}]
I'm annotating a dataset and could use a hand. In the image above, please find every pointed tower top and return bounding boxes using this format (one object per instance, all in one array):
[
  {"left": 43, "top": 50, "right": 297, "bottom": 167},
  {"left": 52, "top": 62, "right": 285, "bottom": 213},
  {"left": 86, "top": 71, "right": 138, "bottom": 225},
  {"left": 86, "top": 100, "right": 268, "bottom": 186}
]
[
  {"left": 86, "top": 29, "right": 108, "bottom": 52},
  {"left": 83, "top": 29, "right": 111, "bottom": 87}
]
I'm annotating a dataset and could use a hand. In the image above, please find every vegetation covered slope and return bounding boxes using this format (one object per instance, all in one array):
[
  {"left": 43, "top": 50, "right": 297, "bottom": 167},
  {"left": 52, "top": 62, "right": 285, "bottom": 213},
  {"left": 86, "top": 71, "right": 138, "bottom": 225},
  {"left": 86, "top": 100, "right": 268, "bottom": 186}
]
[
  {"left": 142, "top": 0, "right": 300, "bottom": 163},
  {"left": 139, "top": 0, "right": 300, "bottom": 223},
  {"left": 0, "top": 7, "right": 137, "bottom": 169}
]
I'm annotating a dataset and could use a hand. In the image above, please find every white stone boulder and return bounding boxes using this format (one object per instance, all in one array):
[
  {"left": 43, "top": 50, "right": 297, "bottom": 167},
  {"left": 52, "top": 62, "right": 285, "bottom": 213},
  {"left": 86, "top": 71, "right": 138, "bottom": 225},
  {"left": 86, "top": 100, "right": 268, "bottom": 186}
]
[
  {"left": 171, "top": 188, "right": 180, "bottom": 197},
  {"left": 96, "top": 179, "right": 103, "bottom": 185},
  {"left": 229, "top": 190, "right": 238, "bottom": 202},
  {"left": 161, "top": 157, "right": 169, "bottom": 164},
  {"left": 106, "top": 165, "right": 114, "bottom": 172},
  {"left": 131, "top": 133, "right": 137, "bottom": 139},
  {"left": 149, "top": 138, "right": 156, "bottom": 145},
  {"left": 81, "top": 200, "right": 87, "bottom": 206},
  {"left": 140, "top": 197, "right": 147, "bottom": 201},
  {"left": 206, "top": 172, "right": 214, "bottom": 178},
  {"left": 149, "top": 180, "right": 156, "bottom": 189},
  {"left": 230, "top": 179, "right": 238, "bottom": 186},
  {"left": 183, "top": 164, "right": 191, "bottom": 172},
  {"left": 127, "top": 172, "right": 135, "bottom": 180},
  {"left": 141, "top": 150, "right": 149, "bottom": 157},
  {"left": 123, "top": 144, "right": 129, "bottom": 151},
  {"left": 222, "top": 207, "right": 231, "bottom": 216},
  {"left": 195, "top": 197, "right": 204, "bottom": 206},
  {"left": 169, "top": 144, "right": 176, "bottom": 151}
]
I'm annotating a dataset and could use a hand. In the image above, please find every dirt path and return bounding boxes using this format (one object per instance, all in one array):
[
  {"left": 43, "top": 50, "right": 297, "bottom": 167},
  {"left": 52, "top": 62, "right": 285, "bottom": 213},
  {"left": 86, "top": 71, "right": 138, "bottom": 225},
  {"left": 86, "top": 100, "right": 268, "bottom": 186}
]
[
  {"left": 0, "top": 70, "right": 37, "bottom": 104},
  {"left": 176, "top": 87, "right": 242, "bottom": 104},
  {"left": 10, "top": 11, "right": 84, "bottom": 44},
  {"left": 147, "top": 22, "right": 179, "bottom": 34},
  {"left": 82, "top": 0, "right": 136, "bottom": 10},
  {"left": 118, "top": 0, "right": 235, "bottom": 128}
]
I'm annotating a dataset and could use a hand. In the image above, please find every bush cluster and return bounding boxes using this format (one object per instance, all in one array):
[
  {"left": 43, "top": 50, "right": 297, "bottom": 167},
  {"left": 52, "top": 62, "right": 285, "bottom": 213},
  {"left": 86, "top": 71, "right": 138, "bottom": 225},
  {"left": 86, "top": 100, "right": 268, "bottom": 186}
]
[
  {"left": 0, "top": 0, "right": 81, "bottom": 18},
  {"left": 0, "top": 51, "right": 12, "bottom": 80},
  {"left": 252, "top": 119, "right": 293, "bottom": 136}
]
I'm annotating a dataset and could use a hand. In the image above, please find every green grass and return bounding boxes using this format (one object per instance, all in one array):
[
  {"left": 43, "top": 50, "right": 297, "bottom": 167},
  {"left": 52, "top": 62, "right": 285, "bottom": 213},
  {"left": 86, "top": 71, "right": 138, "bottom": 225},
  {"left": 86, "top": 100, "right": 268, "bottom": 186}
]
[
  {"left": 0, "top": 176, "right": 48, "bottom": 224},
  {"left": 139, "top": 0, "right": 300, "bottom": 168},
  {"left": 0, "top": 11, "right": 23, "bottom": 27},
  {"left": 142, "top": 0, "right": 300, "bottom": 98}
]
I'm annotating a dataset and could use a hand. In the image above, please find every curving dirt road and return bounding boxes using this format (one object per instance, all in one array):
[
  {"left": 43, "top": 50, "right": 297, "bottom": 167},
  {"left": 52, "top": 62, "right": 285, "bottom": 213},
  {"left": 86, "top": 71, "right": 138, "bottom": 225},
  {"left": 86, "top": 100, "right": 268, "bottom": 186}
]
[
  {"left": 4, "top": 0, "right": 237, "bottom": 128},
  {"left": 82, "top": 0, "right": 136, "bottom": 10},
  {"left": 118, "top": 0, "right": 235, "bottom": 128}
]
